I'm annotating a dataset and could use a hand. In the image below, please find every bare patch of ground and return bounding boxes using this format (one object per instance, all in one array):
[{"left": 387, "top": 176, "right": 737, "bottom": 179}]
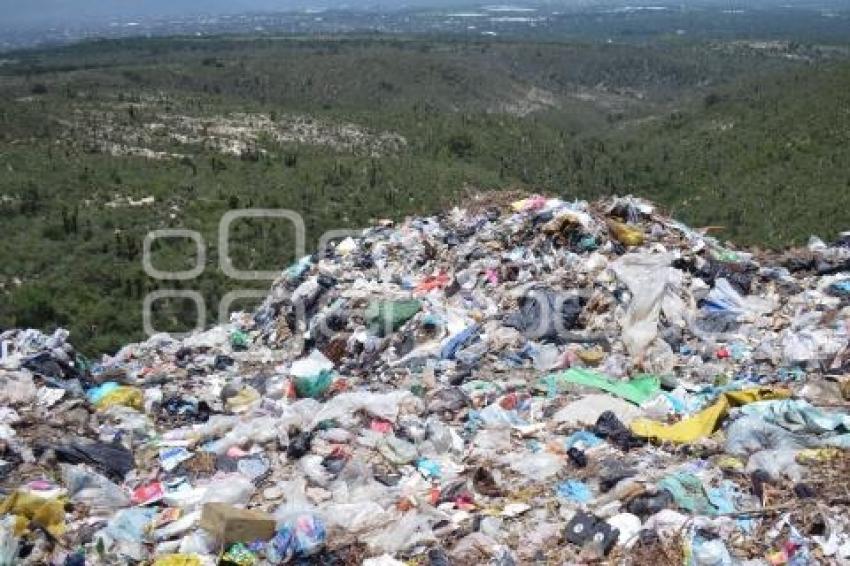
[{"left": 56, "top": 107, "right": 408, "bottom": 161}]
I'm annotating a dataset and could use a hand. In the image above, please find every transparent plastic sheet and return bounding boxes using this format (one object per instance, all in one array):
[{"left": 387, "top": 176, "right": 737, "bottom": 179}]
[
  {"left": 0, "top": 515, "right": 19, "bottom": 566},
  {"left": 702, "top": 278, "right": 774, "bottom": 317},
  {"left": 472, "top": 428, "right": 512, "bottom": 456},
  {"left": 205, "top": 415, "right": 281, "bottom": 455},
  {"left": 529, "top": 343, "right": 560, "bottom": 371},
  {"left": 299, "top": 454, "right": 333, "bottom": 486},
  {"left": 274, "top": 478, "right": 317, "bottom": 527},
  {"left": 610, "top": 253, "right": 676, "bottom": 359},
  {"left": 309, "top": 390, "right": 422, "bottom": 429},
  {"left": 377, "top": 435, "right": 419, "bottom": 465},
  {"left": 198, "top": 474, "right": 255, "bottom": 506},
  {"left": 323, "top": 501, "right": 393, "bottom": 534},
  {"left": 448, "top": 532, "right": 499, "bottom": 563},
  {"left": 0, "top": 408, "right": 18, "bottom": 442},
  {"left": 507, "top": 451, "right": 562, "bottom": 479},
  {"left": 102, "top": 405, "right": 155, "bottom": 438},
  {"left": 103, "top": 507, "right": 157, "bottom": 543},
  {"left": 163, "top": 414, "right": 238, "bottom": 444},
  {"left": 153, "top": 511, "right": 202, "bottom": 542},
  {"left": 177, "top": 530, "right": 216, "bottom": 555},
  {"left": 268, "top": 478, "right": 327, "bottom": 561},
  {"left": 331, "top": 462, "right": 396, "bottom": 505},
  {"left": 781, "top": 328, "right": 846, "bottom": 366},
  {"left": 724, "top": 415, "right": 812, "bottom": 456},
  {"left": 476, "top": 403, "right": 528, "bottom": 429},
  {"left": 782, "top": 330, "right": 822, "bottom": 365},
  {"left": 422, "top": 417, "right": 462, "bottom": 455},
  {"left": 61, "top": 463, "right": 130, "bottom": 513},
  {"left": 689, "top": 536, "right": 733, "bottom": 566},
  {"left": 267, "top": 513, "right": 326, "bottom": 561},
  {"left": 745, "top": 449, "right": 804, "bottom": 482},
  {"left": 740, "top": 399, "right": 850, "bottom": 434},
  {"left": 364, "top": 510, "right": 436, "bottom": 555},
  {"left": 0, "top": 372, "right": 37, "bottom": 405},
  {"left": 643, "top": 339, "right": 677, "bottom": 376}
]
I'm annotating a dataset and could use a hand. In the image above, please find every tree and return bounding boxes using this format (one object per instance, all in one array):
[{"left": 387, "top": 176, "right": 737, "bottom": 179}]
[
  {"left": 446, "top": 133, "right": 474, "bottom": 159},
  {"left": 19, "top": 184, "right": 41, "bottom": 215},
  {"left": 8, "top": 286, "right": 67, "bottom": 329}
]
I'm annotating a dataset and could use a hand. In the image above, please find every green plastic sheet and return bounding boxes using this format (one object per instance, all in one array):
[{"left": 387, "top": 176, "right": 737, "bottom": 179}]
[
  {"left": 537, "top": 368, "right": 659, "bottom": 405},
  {"left": 658, "top": 472, "right": 718, "bottom": 516},
  {"left": 230, "top": 330, "right": 249, "bottom": 349},
  {"left": 365, "top": 299, "right": 421, "bottom": 337},
  {"left": 295, "top": 369, "right": 334, "bottom": 399}
]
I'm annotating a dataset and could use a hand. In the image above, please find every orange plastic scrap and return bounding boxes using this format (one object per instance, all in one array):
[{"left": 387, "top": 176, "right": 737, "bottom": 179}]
[
  {"left": 630, "top": 387, "right": 791, "bottom": 444},
  {"left": 415, "top": 272, "right": 451, "bottom": 293}
]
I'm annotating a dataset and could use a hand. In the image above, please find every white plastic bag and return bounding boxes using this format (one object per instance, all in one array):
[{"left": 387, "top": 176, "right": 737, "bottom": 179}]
[
  {"left": 363, "top": 555, "right": 405, "bottom": 566},
  {"left": 290, "top": 349, "right": 334, "bottom": 378}
]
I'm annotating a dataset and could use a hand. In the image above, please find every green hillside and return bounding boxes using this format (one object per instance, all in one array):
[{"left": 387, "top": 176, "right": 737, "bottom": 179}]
[{"left": 0, "top": 36, "right": 848, "bottom": 353}]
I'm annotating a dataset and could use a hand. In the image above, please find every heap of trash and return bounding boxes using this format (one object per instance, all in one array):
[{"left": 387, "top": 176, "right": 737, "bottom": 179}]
[{"left": 2, "top": 193, "right": 850, "bottom": 566}]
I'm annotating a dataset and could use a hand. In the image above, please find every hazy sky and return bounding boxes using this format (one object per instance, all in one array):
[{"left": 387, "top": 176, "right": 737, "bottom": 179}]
[
  {"left": 0, "top": 0, "right": 832, "bottom": 28},
  {"left": 2, "top": 0, "right": 309, "bottom": 26},
  {"left": 1, "top": 0, "right": 475, "bottom": 26}
]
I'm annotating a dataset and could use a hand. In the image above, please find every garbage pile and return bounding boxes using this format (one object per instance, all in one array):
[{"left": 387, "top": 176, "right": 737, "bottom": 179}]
[{"left": 1, "top": 193, "right": 850, "bottom": 565}]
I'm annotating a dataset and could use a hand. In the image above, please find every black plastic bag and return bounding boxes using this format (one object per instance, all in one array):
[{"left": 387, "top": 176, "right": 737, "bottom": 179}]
[{"left": 54, "top": 438, "right": 134, "bottom": 481}]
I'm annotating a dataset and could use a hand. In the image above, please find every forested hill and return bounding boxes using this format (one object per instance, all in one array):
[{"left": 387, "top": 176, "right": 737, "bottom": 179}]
[{"left": 0, "top": 36, "right": 848, "bottom": 353}]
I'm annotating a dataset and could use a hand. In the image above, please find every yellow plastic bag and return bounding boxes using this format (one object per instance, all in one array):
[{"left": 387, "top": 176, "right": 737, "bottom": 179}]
[
  {"left": 153, "top": 554, "right": 202, "bottom": 566},
  {"left": 797, "top": 447, "right": 842, "bottom": 464},
  {"left": 607, "top": 219, "right": 644, "bottom": 246},
  {"left": 510, "top": 198, "right": 531, "bottom": 212},
  {"left": 226, "top": 386, "right": 261, "bottom": 413},
  {"left": 0, "top": 491, "right": 66, "bottom": 538},
  {"left": 630, "top": 388, "right": 790, "bottom": 444},
  {"left": 716, "top": 456, "right": 744, "bottom": 470},
  {"left": 96, "top": 386, "right": 143, "bottom": 411},
  {"left": 577, "top": 347, "right": 605, "bottom": 366}
]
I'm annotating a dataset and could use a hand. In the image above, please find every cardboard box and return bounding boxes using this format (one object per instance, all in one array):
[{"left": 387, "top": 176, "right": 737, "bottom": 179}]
[{"left": 199, "top": 502, "right": 276, "bottom": 546}]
